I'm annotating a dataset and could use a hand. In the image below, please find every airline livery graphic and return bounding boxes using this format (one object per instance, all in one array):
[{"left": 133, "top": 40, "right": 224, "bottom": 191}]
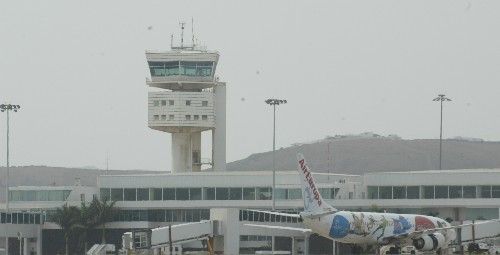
[{"left": 246, "top": 153, "right": 500, "bottom": 254}]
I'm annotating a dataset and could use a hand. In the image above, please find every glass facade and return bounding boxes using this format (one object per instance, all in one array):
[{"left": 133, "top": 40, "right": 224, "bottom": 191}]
[
  {"left": 407, "top": 186, "right": 419, "bottom": 199},
  {"left": 393, "top": 186, "right": 406, "bottom": 199},
  {"left": 112, "top": 209, "right": 210, "bottom": 223},
  {"left": 256, "top": 187, "right": 271, "bottom": 200},
  {"left": 137, "top": 188, "right": 149, "bottom": 201},
  {"left": 1, "top": 212, "right": 43, "bottom": 224},
  {"left": 9, "top": 190, "right": 71, "bottom": 202},
  {"left": 379, "top": 186, "right": 392, "bottom": 199},
  {"left": 435, "top": 186, "right": 448, "bottom": 199},
  {"left": 423, "top": 186, "right": 434, "bottom": 199},
  {"left": 150, "top": 188, "right": 162, "bottom": 201},
  {"left": 367, "top": 186, "right": 378, "bottom": 199},
  {"left": 465, "top": 208, "right": 499, "bottom": 220},
  {"left": 229, "top": 188, "right": 242, "bottom": 200},
  {"left": 124, "top": 189, "right": 136, "bottom": 201},
  {"left": 111, "top": 188, "right": 123, "bottom": 201},
  {"left": 288, "top": 189, "right": 302, "bottom": 200},
  {"left": 243, "top": 188, "right": 256, "bottom": 200},
  {"left": 275, "top": 189, "right": 287, "bottom": 200},
  {"left": 367, "top": 185, "right": 495, "bottom": 199},
  {"left": 148, "top": 61, "right": 214, "bottom": 77},
  {"left": 99, "top": 187, "right": 338, "bottom": 202}
]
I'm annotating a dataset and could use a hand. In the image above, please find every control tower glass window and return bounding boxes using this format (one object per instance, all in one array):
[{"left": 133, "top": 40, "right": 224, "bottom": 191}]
[{"left": 148, "top": 61, "right": 213, "bottom": 77}]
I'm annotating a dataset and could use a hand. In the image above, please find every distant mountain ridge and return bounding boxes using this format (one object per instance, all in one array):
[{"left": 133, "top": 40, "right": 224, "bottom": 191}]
[
  {"left": 2, "top": 136, "right": 500, "bottom": 203},
  {"left": 226, "top": 137, "right": 500, "bottom": 174}
]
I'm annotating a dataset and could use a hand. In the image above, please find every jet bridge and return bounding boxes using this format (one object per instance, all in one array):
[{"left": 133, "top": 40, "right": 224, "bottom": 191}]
[{"left": 123, "top": 220, "right": 221, "bottom": 254}]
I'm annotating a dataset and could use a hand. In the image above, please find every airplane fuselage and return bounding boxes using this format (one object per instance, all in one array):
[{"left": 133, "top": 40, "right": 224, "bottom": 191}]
[{"left": 302, "top": 211, "right": 455, "bottom": 246}]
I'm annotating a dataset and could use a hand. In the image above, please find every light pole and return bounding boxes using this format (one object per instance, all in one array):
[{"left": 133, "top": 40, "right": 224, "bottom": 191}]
[
  {"left": 265, "top": 98, "right": 286, "bottom": 254},
  {"left": 1, "top": 103, "right": 21, "bottom": 255},
  {"left": 264, "top": 99, "right": 287, "bottom": 211},
  {"left": 432, "top": 95, "right": 451, "bottom": 170}
]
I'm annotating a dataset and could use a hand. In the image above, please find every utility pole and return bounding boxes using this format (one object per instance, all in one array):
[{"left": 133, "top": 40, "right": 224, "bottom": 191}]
[
  {"left": 432, "top": 95, "right": 451, "bottom": 170},
  {"left": 1, "top": 103, "right": 21, "bottom": 255}
]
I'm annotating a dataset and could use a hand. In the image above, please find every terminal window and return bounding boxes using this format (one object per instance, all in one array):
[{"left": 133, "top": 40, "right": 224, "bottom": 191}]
[
  {"left": 185, "top": 115, "right": 191, "bottom": 120},
  {"left": 435, "top": 186, "right": 449, "bottom": 199},
  {"left": 203, "top": 188, "right": 215, "bottom": 200},
  {"left": 153, "top": 100, "right": 159, "bottom": 107},
  {"left": 163, "top": 188, "right": 175, "bottom": 200},
  {"left": 493, "top": 186, "right": 500, "bottom": 198},
  {"left": 161, "top": 115, "right": 166, "bottom": 120},
  {"left": 124, "top": 189, "right": 137, "bottom": 201},
  {"left": 379, "top": 186, "right": 392, "bottom": 199},
  {"left": 423, "top": 186, "right": 435, "bottom": 199},
  {"left": 151, "top": 188, "right": 162, "bottom": 200},
  {"left": 194, "top": 115, "right": 199, "bottom": 120},
  {"left": 176, "top": 188, "right": 189, "bottom": 200},
  {"left": 169, "top": 100, "right": 174, "bottom": 106},
  {"left": 186, "top": 100, "right": 191, "bottom": 106},
  {"left": 288, "top": 189, "right": 302, "bottom": 200},
  {"left": 216, "top": 188, "right": 229, "bottom": 200},
  {"left": 190, "top": 188, "right": 202, "bottom": 200},
  {"left": 463, "top": 186, "right": 476, "bottom": 198},
  {"left": 257, "top": 187, "right": 272, "bottom": 200},
  {"left": 153, "top": 115, "right": 159, "bottom": 121},
  {"left": 229, "top": 188, "right": 243, "bottom": 200},
  {"left": 407, "top": 186, "right": 420, "bottom": 199},
  {"left": 243, "top": 188, "right": 256, "bottom": 200},
  {"left": 169, "top": 115, "right": 174, "bottom": 120},
  {"left": 202, "top": 101, "right": 208, "bottom": 107},
  {"left": 202, "top": 115, "right": 207, "bottom": 120},
  {"left": 393, "top": 186, "right": 406, "bottom": 199},
  {"left": 275, "top": 189, "right": 287, "bottom": 200},
  {"left": 110, "top": 188, "right": 123, "bottom": 201},
  {"left": 449, "top": 186, "right": 462, "bottom": 199},
  {"left": 137, "top": 188, "right": 149, "bottom": 201},
  {"left": 161, "top": 100, "right": 166, "bottom": 106}
]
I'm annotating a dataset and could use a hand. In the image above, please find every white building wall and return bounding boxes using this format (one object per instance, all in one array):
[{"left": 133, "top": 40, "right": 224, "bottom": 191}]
[
  {"left": 148, "top": 91, "right": 215, "bottom": 131},
  {"left": 213, "top": 83, "right": 226, "bottom": 171}
]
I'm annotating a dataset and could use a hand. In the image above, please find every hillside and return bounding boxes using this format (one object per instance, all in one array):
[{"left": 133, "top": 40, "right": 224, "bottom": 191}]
[
  {"left": 3, "top": 136, "right": 500, "bottom": 203},
  {"left": 0, "top": 166, "right": 158, "bottom": 202},
  {"left": 226, "top": 137, "right": 500, "bottom": 174}
]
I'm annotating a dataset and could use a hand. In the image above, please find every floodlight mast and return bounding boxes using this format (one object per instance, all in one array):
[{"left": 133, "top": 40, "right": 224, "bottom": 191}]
[
  {"left": 1, "top": 103, "right": 21, "bottom": 255},
  {"left": 432, "top": 94, "right": 451, "bottom": 170},
  {"left": 264, "top": 99, "right": 287, "bottom": 211}
]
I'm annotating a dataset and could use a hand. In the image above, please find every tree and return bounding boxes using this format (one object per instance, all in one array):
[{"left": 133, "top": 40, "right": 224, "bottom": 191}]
[
  {"left": 94, "top": 198, "right": 117, "bottom": 244},
  {"left": 53, "top": 204, "right": 83, "bottom": 255},
  {"left": 80, "top": 199, "right": 99, "bottom": 252},
  {"left": 368, "top": 204, "right": 385, "bottom": 213}
]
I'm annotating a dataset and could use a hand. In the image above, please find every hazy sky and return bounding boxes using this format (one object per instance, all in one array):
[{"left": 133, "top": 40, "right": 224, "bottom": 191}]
[{"left": 1, "top": 0, "right": 499, "bottom": 171}]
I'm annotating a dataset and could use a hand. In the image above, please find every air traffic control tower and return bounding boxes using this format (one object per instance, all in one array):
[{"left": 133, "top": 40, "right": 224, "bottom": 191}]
[{"left": 146, "top": 29, "right": 226, "bottom": 172}]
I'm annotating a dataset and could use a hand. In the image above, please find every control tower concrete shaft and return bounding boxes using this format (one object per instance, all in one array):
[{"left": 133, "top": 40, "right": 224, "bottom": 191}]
[{"left": 146, "top": 45, "right": 226, "bottom": 172}]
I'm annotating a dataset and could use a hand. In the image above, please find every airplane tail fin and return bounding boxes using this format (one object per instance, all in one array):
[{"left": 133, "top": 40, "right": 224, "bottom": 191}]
[{"left": 297, "top": 153, "right": 336, "bottom": 214}]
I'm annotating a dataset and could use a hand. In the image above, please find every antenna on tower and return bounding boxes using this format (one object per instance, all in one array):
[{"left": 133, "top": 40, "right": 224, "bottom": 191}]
[
  {"left": 179, "top": 21, "right": 186, "bottom": 48},
  {"left": 170, "top": 34, "right": 174, "bottom": 49}
]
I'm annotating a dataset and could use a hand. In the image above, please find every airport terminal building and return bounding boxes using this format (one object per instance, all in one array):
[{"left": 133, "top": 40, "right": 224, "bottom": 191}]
[
  {"left": 2, "top": 169, "right": 500, "bottom": 254},
  {"left": 2, "top": 36, "right": 500, "bottom": 254}
]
